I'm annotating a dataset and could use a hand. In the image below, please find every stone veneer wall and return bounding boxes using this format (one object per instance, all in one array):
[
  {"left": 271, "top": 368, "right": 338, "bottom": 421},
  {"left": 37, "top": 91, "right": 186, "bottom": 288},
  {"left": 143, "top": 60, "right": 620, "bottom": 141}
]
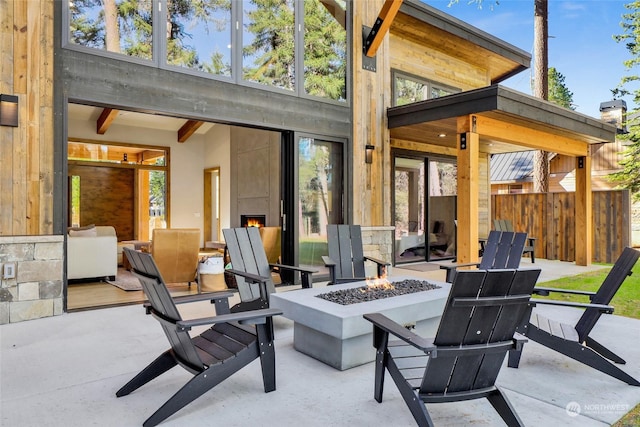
[
  {"left": 0, "top": 235, "right": 64, "bottom": 324},
  {"left": 361, "top": 226, "right": 395, "bottom": 276}
]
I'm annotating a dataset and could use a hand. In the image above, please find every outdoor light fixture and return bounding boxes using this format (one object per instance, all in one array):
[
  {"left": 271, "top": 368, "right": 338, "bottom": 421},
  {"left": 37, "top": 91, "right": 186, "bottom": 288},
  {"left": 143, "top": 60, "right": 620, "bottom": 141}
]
[
  {"left": 365, "top": 145, "right": 375, "bottom": 164},
  {"left": 0, "top": 94, "right": 18, "bottom": 127}
]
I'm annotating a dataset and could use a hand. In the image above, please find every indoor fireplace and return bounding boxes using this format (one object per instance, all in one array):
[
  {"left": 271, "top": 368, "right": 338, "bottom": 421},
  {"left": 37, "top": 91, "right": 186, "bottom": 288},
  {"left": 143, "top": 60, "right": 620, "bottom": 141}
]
[{"left": 241, "top": 215, "right": 266, "bottom": 228}]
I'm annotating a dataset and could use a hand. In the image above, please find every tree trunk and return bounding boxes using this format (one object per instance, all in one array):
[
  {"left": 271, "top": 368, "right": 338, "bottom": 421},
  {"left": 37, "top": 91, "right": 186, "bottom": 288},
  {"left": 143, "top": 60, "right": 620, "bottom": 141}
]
[
  {"left": 104, "top": 0, "right": 120, "bottom": 53},
  {"left": 533, "top": 0, "right": 549, "bottom": 192}
]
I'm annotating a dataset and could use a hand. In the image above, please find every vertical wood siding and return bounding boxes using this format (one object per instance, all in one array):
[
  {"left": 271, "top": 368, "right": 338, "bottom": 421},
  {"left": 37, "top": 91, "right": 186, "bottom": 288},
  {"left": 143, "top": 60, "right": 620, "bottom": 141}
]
[
  {"left": 0, "top": 0, "right": 54, "bottom": 236},
  {"left": 492, "top": 190, "right": 630, "bottom": 263}
]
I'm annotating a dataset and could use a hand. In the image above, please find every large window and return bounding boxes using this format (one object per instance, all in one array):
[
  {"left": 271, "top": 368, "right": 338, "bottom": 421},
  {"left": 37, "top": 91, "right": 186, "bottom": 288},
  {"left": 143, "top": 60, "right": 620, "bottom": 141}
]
[
  {"left": 69, "top": 0, "right": 153, "bottom": 60},
  {"left": 303, "top": 0, "right": 347, "bottom": 101},
  {"left": 243, "top": 0, "right": 295, "bottom": 90},
  {"left": 392, "top": 71, "right": 459, "bottom": 106},
  {"left": 67, "top": 0, "right": 347, "bottom": 103},
  {"left": 166, "top": 1, "right": 233, "bottom": 76}
]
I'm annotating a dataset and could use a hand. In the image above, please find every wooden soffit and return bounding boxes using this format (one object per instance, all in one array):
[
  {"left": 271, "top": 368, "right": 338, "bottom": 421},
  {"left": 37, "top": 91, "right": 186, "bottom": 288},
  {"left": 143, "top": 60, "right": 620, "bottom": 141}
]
[
  {"left": 393, "top": 1, "right": 530, "bottom": 84},
  {"left": 388, "top": 85, "right": 617, "bottom": 157}
]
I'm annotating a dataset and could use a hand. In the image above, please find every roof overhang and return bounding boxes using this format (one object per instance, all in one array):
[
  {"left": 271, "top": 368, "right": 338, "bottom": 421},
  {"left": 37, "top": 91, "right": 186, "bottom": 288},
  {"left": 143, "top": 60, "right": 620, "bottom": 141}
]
[
  {"left": 388, "top": 85, "right": 617, "bottom": 157},
  {"left": 395, "top": 1, "right": 530, "bottom": 84}
]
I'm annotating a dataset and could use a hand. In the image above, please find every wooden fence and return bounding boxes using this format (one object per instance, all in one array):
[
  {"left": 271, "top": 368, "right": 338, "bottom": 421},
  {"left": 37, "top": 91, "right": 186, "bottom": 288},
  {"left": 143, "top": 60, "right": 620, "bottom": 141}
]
[{"left": 491, "top": 190, "right": 631, "bottom": 264}]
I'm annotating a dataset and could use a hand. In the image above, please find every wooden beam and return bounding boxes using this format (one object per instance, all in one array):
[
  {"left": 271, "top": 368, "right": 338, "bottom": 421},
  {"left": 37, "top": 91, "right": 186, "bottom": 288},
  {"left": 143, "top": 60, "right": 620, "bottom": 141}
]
[
  {"left": 364, "top": 0, "right": 403, "bottom": 57},
  {"left": 473, "top": 115, "right": 588, "bottom": 157},
  {"left": 574, "top": 155, "right": 592, "bottom": 266},
  {"left": 96, "top": 108, "right": 119, "bottom": 134},
  {"left": 177, "top": 120, "right": 204, "bottom": 143},
  {"left": 456, "top": 125, "right": 480, "bottom": 266},
  {"left": 390, "top": 138, "right": 458, "bottom": 157},
  {"left": 319, "top": 0, "right": 346, "bottom": 29}
]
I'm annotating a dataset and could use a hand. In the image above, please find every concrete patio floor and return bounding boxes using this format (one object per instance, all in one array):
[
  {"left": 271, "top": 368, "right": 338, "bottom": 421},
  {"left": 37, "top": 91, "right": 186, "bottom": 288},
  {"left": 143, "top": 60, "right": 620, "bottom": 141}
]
[{"left": 2, "top": 259, "right": 640, "bottom": 426}]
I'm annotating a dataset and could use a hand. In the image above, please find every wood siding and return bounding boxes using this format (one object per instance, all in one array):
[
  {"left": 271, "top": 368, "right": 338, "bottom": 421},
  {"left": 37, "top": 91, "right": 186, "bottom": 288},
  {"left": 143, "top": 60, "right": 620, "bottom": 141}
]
[
  {"left": 68, "top": 164, "right": 135, "bottom": 241},
  {"left": 0, "top": 0, "right": 55, "bottom": 236},
  {"left": 492, "top": 190, "right": 630, "bottom": 263}
]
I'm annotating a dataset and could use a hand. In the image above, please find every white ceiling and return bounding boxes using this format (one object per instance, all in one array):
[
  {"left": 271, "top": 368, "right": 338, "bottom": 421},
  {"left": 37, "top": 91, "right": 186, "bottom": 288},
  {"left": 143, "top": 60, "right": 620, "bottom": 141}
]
[{"left": 67, "top": 103, "right": 216, "bottom": 134}]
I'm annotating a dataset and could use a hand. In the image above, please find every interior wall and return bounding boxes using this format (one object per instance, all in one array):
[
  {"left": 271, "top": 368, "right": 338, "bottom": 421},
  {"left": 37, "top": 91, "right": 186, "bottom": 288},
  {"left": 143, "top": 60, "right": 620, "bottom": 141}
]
[
  {"left": 230, "top": 127, "right": 281, "bottom": 228},
  {"left": 68, "top": 118, "right": 208, "bottom": 244},
  {"left": 68, "top": 164, "right": 135, "bottom": 240},
  {"left": 204, "top": 124, "right": 232, "bottom": 237}
]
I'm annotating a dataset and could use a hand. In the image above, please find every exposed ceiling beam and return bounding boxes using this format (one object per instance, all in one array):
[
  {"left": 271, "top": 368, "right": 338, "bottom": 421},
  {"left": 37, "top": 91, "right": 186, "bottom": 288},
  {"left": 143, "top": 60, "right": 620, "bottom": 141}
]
[
  {"left": 364, "top": 0, "right": 404, "bottom": 57},
  {"left": 177, "top": 120, "right": 204, "bottom": 143},
  {"left": 96, "top": 108, "right": 119, "bottom": 134}
]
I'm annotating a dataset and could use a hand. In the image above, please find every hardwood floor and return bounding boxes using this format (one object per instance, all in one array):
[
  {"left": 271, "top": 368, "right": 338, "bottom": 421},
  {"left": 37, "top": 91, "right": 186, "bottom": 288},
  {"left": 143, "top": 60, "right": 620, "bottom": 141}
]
[{"left": 67, "top": 271, "right": 229, "bottom": 311}]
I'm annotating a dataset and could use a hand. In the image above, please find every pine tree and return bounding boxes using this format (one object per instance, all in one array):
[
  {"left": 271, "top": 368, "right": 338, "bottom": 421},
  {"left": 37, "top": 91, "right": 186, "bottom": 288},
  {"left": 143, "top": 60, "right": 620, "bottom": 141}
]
[
  {"left": 548, "top": 67, "right": 575, "bottom": 109},
  {"left": 610, "top": 1, "right": 640, "bottom": 200}
]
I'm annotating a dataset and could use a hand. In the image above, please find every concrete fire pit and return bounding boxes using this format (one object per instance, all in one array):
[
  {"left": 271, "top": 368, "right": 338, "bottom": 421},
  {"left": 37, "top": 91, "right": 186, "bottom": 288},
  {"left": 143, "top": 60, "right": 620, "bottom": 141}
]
[{"left": 270, "top": 276, "right": 451, "bottom": 370}]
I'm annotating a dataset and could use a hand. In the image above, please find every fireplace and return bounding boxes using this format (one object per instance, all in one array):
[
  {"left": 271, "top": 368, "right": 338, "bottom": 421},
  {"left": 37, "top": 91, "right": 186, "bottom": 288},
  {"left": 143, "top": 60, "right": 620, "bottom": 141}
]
[{"left": 241, "top": 214, "right": 266, "bottom": 228}]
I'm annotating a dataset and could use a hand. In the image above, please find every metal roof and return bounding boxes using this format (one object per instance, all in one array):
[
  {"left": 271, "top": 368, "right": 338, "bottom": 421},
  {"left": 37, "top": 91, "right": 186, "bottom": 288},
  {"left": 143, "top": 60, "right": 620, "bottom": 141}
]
[{"left": 490, "top": 151, "right": 534, "bottom": 182}]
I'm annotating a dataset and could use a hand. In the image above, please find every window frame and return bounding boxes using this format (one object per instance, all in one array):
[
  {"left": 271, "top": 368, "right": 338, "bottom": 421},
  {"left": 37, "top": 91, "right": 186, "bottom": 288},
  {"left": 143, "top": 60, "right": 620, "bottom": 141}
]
[
  {"left": 391, "top": 70, "right": 460, "bottom": 107},
  {"left": 62, "top": 0, "right": 349, "bottom": 106}
]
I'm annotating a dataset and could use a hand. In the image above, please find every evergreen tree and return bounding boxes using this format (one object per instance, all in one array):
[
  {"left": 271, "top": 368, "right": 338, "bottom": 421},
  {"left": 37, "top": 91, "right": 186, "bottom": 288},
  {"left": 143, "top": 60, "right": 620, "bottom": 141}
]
[
  {"left": 610, "top": 1, "right": 640, "bottom": 200},
  {"left": 548, "top": 67, "right": 575, "bottom": 110}
]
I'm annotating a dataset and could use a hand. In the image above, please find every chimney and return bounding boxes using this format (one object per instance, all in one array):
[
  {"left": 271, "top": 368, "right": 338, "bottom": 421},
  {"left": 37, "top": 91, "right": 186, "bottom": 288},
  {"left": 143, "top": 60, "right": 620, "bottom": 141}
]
[{"left": 599, "top": 99, "right": 627, "bottom": 134}]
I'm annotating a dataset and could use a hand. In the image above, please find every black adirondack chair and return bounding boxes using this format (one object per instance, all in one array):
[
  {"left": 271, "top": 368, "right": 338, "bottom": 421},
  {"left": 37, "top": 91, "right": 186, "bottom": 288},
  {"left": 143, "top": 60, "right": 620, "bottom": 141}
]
[
  {"left": 509, "top": 246, "right": 640, "bottom": 386},
  {"left": 440, "top": 230, "right": 527, "bottom": 282},
  {"left": 116, "top": 248, "right": 283, "bottom": 427},
  {"left": 494, "top": 219, "right": 535, "bottom": 262},
  {"left": 223, "top": 227, "right": 317, "bottom": 311},
  {"left": 322, "top": 224, "right": 390, "bottom": 285},
  {"left": 364, "top": 268, "right": 541, "bottom": 427}
]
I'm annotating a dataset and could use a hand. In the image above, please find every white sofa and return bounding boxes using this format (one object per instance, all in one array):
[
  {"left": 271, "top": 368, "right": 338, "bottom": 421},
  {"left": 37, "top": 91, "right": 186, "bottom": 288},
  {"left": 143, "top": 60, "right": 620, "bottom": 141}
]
[{"left": 67, "top": 225, "right": 118, "bottom": 280}]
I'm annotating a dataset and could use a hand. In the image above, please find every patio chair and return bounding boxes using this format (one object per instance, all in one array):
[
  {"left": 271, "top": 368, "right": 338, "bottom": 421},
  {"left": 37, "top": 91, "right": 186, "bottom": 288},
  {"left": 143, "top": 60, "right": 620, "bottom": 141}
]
[
  {"left": 364, "top": 268, "right": 541, "bottom": 426},
  {"left": 494, "top": 219, "right": 536, "bottom": 262},
  {"left": 440, "top": 230, "right": 527, "bottom": 282},
  {"left": 223, "top": 227, "right": 317, "bottom": 311},
  {"left": 508, "top": 246, "right": 640, "bottom": 386},
  {"left": 116, "top": 248, "right": 283, "bottom": 427},
  {"left": 322, "top": 224, "right": 390, "bottom": 285}
]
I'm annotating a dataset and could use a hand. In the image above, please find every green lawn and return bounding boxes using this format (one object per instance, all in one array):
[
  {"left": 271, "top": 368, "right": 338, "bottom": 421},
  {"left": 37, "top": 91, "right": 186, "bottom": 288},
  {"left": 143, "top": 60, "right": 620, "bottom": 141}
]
[
  {"left": 535, "top": 262, "right": 640, "bottom": 319},
  {"left": 535, "top": 260, "right": 640, "bottom": 426}
]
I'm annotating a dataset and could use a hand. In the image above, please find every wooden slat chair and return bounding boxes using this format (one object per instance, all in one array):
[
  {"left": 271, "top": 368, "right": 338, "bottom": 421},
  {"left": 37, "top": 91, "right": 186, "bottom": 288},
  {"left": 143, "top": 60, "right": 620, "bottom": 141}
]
[
  {"left": 509, "top": 246, "right": 640, "bottom": 386},
  {"left": 116, "top": 248, "right": 283, "bottom": 427},
  {"left": 364, "top": 268, "right": 541, "bottom": 427},
  {"left": 322, "top": 224, "right": 390, "bottom": 285},
  {"left": 223, "top": 227, "right": 317, "bottom": 311},
  {"left": 494, "top": 219, "right": 536, "bottom": 262},
  {"left": 440, "top": 230, "right": 527, "bottom": 282}
]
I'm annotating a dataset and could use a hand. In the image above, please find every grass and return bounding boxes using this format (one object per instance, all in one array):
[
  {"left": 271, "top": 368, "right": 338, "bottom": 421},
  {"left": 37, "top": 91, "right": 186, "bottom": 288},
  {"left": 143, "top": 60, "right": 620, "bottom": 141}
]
[
  {"left": 535, "top": 260, "right": 640, "bottom": 426},
  {"left": 535, "top": 261, "right": 640, "bottom": 319}
]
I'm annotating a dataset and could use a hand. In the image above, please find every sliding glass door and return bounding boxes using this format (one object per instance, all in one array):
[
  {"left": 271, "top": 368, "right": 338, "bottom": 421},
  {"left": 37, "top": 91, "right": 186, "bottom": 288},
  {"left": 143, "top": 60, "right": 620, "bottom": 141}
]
[
  {"left": 394, "top": 154, "right": 457, "bottom": 264},
  {"left": 282, "top": 133, "right": 344, "bottom": 278}
]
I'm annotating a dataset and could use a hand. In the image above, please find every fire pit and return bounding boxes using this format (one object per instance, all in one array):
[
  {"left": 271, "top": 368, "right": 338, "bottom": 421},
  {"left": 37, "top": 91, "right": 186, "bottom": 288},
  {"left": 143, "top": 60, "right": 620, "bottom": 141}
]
[
  {"left": 316, "top": 279, "right": 441, "bottom": 305},
  {"left": 270, "top": 276, "right": 450, "bottom": 370}
]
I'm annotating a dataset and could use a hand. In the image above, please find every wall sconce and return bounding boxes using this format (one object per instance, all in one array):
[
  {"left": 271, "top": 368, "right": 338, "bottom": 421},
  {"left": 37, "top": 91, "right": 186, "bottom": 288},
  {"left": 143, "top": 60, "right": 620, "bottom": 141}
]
[
  {"left": 365, "top": 145, "right": 375, "bottom": 164},
  {"left": 0, "top": 94, "right": 18, "bottom": 127}
]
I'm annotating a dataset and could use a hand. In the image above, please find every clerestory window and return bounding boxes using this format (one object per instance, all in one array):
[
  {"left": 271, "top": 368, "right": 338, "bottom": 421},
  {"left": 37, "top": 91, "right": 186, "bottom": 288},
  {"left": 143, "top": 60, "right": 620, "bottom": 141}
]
[{"left": 66, "top": 0, "right": 347, "bottom": 104}]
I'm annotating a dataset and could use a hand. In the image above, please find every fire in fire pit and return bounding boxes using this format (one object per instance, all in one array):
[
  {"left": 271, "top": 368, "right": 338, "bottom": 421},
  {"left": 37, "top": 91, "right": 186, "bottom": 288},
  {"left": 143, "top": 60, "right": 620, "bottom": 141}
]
[{"left": 316, "top": 279, "right": 441, "bottom": 305}]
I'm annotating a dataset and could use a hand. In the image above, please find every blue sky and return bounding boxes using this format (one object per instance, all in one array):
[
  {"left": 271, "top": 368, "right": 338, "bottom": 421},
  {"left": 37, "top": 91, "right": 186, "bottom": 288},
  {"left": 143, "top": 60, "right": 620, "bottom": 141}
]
[{"left": 424, "top": 0, "right": 634, "bottom": 118}]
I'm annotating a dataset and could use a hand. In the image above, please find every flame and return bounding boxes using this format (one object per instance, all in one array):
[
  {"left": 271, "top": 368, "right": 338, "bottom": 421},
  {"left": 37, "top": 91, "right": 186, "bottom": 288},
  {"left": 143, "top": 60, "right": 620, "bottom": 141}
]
[
  {"left": 364, "top": 267, "right": 394, "bottom": 291},
  {"left": 245, "top": 219, "right": 263, "bottom": 227}
]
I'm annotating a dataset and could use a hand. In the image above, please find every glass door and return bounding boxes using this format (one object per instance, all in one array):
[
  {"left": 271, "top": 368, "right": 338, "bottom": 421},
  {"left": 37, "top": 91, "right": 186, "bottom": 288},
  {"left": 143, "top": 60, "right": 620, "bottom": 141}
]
[
  {"left": 427, "top": 159, "right": 457, "bottom": 261},
  {"left": 394, "top": 157, "right": 426, "bottom": 264},
  {"left": 394, "top": 154, "right": 457, "bottom": 264},
  {"left": 289, "top": 133, "right": 344, "bottom": 278}
]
